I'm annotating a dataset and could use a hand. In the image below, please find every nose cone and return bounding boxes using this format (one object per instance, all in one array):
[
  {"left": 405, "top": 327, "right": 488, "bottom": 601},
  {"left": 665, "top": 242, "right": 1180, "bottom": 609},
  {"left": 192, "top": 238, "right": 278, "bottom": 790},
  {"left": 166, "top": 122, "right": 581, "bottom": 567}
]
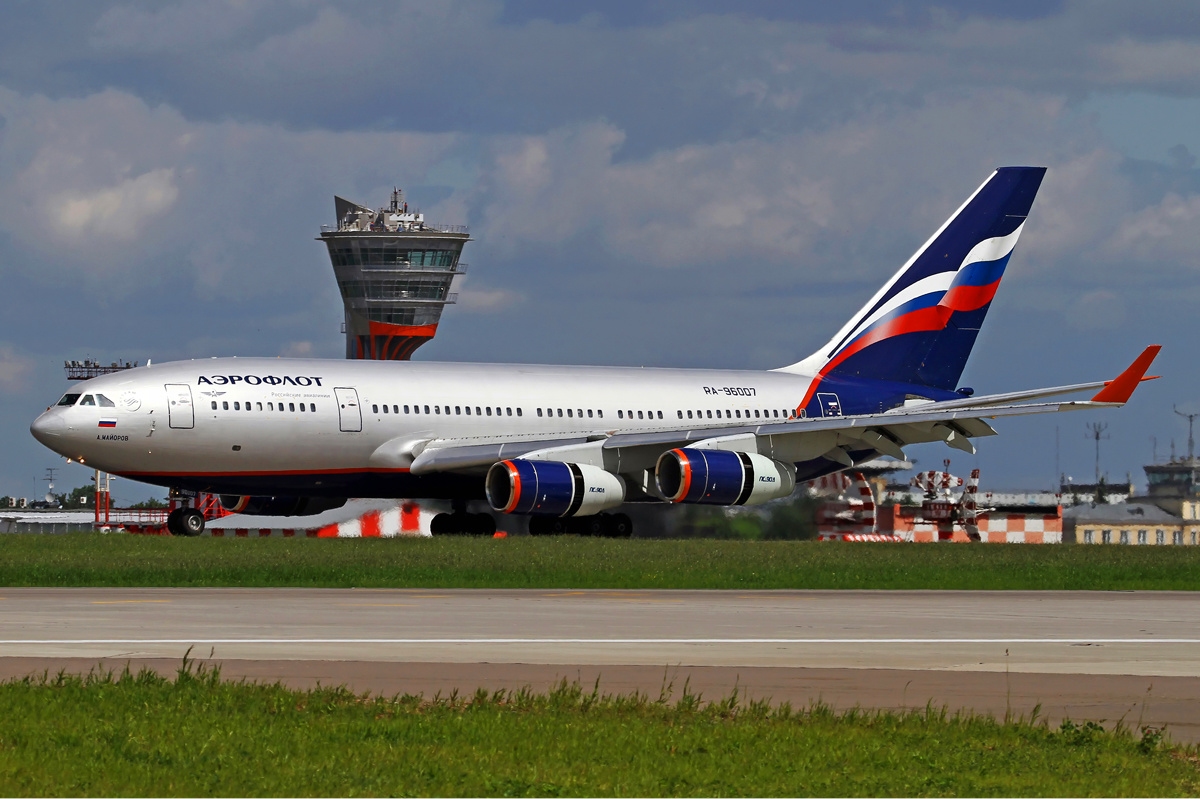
[{"left": 30, "top": 412, "right": 65, "bottom": 446}]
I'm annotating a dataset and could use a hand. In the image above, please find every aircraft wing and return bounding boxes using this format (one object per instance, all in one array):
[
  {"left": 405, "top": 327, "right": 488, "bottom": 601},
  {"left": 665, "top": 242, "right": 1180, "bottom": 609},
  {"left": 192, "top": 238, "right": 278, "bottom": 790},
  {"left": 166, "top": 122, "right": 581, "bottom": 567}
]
[{"left": 408, "top": 345, "right": 1160, "bottom": 476}]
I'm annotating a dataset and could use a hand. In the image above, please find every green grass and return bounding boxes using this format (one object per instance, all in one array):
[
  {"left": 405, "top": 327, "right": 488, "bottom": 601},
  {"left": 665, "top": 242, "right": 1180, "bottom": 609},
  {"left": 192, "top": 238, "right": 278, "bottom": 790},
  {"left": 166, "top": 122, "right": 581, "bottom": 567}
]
[
  {"left": 1, "top": 534, "right": 1199, "bottom": 589},
  {"left": 0, "top": 661, "right": 1194, "bottom": 797}
]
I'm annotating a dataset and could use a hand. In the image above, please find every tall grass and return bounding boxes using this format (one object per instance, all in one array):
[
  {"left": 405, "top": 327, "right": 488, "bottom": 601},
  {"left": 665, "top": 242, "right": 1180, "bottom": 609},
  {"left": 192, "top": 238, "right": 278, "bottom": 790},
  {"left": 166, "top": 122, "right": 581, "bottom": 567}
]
[
  {"left": 0, "top": 659, "right": 1193, "bottom": 796},
  {"left": 0, "top": 534, "right": 1196, "bottom": 589}
]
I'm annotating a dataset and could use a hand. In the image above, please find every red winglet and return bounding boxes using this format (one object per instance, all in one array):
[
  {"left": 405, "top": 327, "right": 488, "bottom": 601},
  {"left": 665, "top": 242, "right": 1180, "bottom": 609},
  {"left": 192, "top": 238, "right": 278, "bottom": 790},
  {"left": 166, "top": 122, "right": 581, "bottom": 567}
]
[{"left": 1091, "top": 345, "right": 1162, "bottom": 403}]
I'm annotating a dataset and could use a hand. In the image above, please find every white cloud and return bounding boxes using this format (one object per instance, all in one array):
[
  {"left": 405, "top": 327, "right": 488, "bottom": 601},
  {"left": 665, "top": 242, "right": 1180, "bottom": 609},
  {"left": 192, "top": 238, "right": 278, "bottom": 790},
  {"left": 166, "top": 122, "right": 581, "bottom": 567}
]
[
  {"left": 281, "top": 341, "right": 314, "bottom": 357},
  {"left": 456, "top": 287, "right": 522, "bottom": 312},
  {"left": 1065, "top": 289, "right": 1127, "bottom": 331},
  {"left": 0, "top": 345, "right": 34, "bottom": 394},
  {"left": 47, "top": 168, "right": 178, "bottom": 242}
]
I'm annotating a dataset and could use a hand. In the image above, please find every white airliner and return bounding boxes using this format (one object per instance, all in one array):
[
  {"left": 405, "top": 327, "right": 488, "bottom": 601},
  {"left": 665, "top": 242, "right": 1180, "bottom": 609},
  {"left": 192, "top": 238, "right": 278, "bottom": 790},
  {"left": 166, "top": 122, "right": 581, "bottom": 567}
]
[{"left": 31, "top": 167, "right": 1159, "bottom": 537}]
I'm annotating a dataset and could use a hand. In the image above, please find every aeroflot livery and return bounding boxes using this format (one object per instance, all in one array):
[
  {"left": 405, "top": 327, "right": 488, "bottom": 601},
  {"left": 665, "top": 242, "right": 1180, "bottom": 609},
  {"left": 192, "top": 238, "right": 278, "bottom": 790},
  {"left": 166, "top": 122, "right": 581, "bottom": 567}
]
[{"left": 31, "top": 167, "right": 1160, "bottom": 537}]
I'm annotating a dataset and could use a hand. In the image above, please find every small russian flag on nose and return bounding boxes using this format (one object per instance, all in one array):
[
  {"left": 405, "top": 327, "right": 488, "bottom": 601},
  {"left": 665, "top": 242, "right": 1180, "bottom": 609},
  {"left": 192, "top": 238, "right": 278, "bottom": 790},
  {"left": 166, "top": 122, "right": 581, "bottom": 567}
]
[{"left": 98, "top": 419, "right": 117, "bottom": 428}]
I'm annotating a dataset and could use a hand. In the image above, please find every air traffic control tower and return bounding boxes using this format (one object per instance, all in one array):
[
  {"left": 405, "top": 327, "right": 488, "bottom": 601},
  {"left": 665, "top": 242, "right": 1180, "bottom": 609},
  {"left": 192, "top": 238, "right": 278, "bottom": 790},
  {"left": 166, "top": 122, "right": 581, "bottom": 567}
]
[{"left": 318, "top": 188, "right": 469, "bottom": 360}]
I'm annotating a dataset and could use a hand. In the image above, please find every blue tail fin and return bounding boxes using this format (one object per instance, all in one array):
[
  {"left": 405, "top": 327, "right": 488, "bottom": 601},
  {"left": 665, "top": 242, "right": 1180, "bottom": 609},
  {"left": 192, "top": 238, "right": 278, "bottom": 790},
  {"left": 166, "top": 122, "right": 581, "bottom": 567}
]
[{"left": 780, "top": 166, "right": 1046, "bottom": 391}]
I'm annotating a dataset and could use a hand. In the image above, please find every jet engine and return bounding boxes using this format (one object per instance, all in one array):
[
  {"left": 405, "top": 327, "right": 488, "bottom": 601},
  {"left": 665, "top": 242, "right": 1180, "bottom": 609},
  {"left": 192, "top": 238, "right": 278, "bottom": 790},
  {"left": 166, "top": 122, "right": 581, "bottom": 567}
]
[
  {"left": 218, "top": 495, "right": 347, "bottom": 517},
  {"left": 655, "top": 448, "right": 796, "bottom": 506},
  {"left": 485, "top": 460, "right": 626, "bottom": 517}
]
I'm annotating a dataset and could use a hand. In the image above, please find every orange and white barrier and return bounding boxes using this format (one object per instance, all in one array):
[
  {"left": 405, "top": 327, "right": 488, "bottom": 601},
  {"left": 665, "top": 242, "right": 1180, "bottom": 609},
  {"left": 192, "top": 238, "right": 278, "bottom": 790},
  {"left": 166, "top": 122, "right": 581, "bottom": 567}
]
[{"left": 125, "top": 501, "right": 438, "bottom": 537}]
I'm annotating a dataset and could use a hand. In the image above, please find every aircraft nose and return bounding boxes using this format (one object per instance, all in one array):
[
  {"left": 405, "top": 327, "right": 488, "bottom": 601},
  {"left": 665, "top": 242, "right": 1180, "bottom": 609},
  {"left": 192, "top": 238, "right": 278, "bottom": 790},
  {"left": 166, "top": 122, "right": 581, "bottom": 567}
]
[{"left": 30, "top": 412, "right": 65, "bottom": 445}]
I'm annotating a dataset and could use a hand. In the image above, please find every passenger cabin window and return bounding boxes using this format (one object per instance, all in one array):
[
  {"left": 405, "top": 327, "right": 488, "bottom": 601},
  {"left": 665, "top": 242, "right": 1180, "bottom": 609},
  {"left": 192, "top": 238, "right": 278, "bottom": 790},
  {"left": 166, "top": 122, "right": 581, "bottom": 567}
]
[
  {"left": 392, "top": 405, "right": 398, "bottom": 414},
  {"left": 57, "top": 394, "right": 81, "bottom": 406},
  {"left": 486, "top": 407, "right": 492, "bottom": 416},
  {"left": 517, "top": 408, "right": 523, "bottom": 417},
  {"left": 289, "top": 403, "right": 295, "bottom": 412},
  {"left": 435, "top": 406, "right": 440, "bottom": 414},
  {"left": 299, "top": 403, "right": 305, "bottom": 412},
  {"left": 373, "top": 404, "right": 379, "bottom": 413},
  {"left": 424, "top": 405, "right": 430, "bottom": 414},
  {"left": 637, "top": 411, "right": 643, "bottom": 419},
  {"left": 211, "top": 401, "right": 217, "bottom": 410},
  {"left": 567, "top": 409, "right": 573, "bottom": 418},
  {"left": 657, "top": 411, "right": 663, "bottom": 419},
  {"left": 465, "top": 406, "right": 471, "bottom": 415},
  {"left": 557, "top": 409, "right": 563, "bottom": 417},
  {"left": 310, "top": 403, "right": 316, "bottom": 412},
  {"left": 618, "top": 411, "right": 623, "bottom": 419},
  {"left": 383, "top": 405, "right": 389, "bottom": 414},
  {"left": 597, "top": 410, "right": 602, "bottom": 418},
  {"left": 79, "top": 395, "right": 95, "bottom": 406},
  {"left": 507, "top": 408, "right": 513, "bottom": 416},
  {"left": 234, "top": 402, "right": 241, "bottom": 410},
  {"left": 268, "top": 403, "right": 274, "bottom": 410},
  {"left": 537, "top": 408, "right": 543, "bottom": 417},
  {"left": 455, "top": 407, "right": 461, "bottom": 415},
  {"left": 404, "top": 405, "right": 410, "bottom": 413},
  {"left": 223, "top": 402, "right": 229, "bottom": 410}
]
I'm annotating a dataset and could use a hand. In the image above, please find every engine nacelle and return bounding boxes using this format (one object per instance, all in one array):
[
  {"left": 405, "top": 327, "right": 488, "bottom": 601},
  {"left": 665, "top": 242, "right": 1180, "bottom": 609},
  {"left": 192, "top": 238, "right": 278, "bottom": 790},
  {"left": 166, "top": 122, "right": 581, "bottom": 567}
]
[
  {"left": 485, "top": 460, "right": 626, "bottom": 517},
  {"left": 655, "top": 448, "right": 796, "bottom": 506},
  {"left": 218, "top": 495, "right": 347, "bottom": 517}
]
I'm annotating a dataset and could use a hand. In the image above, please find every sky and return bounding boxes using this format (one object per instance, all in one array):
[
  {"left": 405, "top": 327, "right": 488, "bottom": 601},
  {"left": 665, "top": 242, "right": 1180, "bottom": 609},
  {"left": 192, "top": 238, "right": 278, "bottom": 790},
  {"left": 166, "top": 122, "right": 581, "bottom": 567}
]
[{"left": 3, "top": 0, "right": 1200, "bottom": 502}]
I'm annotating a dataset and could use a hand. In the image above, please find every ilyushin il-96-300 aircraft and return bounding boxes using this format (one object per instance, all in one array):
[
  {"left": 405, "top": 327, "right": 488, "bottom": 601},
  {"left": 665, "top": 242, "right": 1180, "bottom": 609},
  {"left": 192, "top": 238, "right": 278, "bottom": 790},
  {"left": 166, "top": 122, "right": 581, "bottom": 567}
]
[{"left": 31, "top": 166, "right": 1159, "bottom": 537}]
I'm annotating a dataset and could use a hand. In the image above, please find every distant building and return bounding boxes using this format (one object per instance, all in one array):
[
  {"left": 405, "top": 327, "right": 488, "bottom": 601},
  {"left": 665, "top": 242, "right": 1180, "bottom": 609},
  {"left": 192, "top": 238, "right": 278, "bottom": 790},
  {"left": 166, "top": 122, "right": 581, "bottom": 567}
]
[
  {"left": 317, "top": 188, "right": 469, "bottom": 360},
  {"left": 1065, "top": 458, "right": 1200, "bottom": 545}
]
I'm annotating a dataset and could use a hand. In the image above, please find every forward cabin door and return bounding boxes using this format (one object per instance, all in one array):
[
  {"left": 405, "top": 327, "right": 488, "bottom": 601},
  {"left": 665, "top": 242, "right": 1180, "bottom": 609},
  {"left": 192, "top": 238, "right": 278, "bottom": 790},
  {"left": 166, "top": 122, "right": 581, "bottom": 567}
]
[
  {"left": 334, "top": 387, "right": 362, "bottom": 432},
  {"left": 165, "top": 384, "right": 195, "bottom": 429}
]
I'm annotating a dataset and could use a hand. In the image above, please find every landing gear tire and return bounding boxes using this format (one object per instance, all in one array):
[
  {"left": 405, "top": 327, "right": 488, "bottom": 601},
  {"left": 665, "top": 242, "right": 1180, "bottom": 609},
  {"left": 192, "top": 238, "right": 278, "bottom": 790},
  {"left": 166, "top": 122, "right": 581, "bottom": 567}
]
[
  {"left": 528, "top": 514, "right": 632, "bottom": 537},
  {"left": 166, "top": 508, "right": 184, "bottom": 536},
  {"left": 179, "top": 509, "right": 205, "bottom": 537},
  {"left": 431, "top": 512, "right": 497, "bottom": 536},
  {"left": 607, "top": 513, "right": 633, "bottom": 538},
  {"left": 528, "top": 516, "right": 569, "bottom": 536}
]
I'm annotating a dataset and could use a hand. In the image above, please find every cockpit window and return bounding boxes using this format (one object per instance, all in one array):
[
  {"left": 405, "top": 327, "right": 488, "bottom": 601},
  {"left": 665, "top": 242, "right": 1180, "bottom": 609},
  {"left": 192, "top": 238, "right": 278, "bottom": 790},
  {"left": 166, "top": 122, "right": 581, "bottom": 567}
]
[
  {"left": 96, "top": 394, "right": 116, "bottom": 408},
  {"left": 79, "top": 395, "right": 96, "bottom": 406},
  {"left": 56, "top": 394, "right": 81, "bottom": 406}
]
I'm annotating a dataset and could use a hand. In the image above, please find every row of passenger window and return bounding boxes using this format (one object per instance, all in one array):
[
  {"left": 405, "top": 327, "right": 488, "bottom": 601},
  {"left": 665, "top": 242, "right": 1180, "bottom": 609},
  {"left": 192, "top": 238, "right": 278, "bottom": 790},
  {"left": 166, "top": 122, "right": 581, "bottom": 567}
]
[
  {"left": 372, "top": 404, "right": 521, "bottom": 417},
  {"left": 211, "top": 400, "right": 316, "bottom": 413},
  {"left": 678, "top": 408, "right": 794, "bottom": 421},
  {"left": 363, "top": 403, "right": 793, "bottom": 424}
]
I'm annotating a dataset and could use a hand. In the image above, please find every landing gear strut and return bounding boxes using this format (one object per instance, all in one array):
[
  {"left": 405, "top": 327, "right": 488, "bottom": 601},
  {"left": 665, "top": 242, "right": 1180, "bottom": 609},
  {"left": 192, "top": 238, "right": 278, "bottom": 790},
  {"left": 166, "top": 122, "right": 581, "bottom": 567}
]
[{"left": 528, "top": 513, "right": 632, "bottom": 538}]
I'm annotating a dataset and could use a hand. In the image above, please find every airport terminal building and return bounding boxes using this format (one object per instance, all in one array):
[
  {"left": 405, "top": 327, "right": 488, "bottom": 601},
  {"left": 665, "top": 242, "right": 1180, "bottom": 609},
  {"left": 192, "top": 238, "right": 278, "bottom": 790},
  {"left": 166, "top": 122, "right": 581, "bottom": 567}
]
[{"left": 1066, "top": 457, "right": 1200, "bottom": 545}]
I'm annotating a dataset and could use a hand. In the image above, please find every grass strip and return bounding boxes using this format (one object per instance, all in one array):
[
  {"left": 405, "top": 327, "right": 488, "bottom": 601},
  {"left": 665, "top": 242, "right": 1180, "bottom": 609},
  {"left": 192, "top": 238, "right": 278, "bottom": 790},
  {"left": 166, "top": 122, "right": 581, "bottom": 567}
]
[
  {"left": 0, "top": 534, "right": 1199, "bottom": 589},
  {"left": 0, "top": 659, "right": 1195, "bottom": 797}
]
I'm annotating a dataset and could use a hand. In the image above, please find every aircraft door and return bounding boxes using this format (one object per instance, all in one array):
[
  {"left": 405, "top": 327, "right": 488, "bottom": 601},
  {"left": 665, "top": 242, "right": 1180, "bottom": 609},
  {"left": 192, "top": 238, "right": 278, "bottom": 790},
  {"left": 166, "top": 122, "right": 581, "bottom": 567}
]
[
  {"left": 816, "top": 393, "right": 843, "bottom": 418},
  {"left": 165, "top": 384, "right": 195, "bottom": 429},
  {"left": 334, "top": 387, "right": 362, "bottom": 432}
]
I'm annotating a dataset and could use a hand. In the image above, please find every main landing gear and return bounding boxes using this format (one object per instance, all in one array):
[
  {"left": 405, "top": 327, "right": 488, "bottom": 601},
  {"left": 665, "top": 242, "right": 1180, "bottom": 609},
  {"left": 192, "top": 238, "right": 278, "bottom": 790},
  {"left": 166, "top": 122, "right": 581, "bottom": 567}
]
[
  {"left": 528, "top": 513, "right": 633, "bottom": 538},
  {"left": 430, "top": 500, "right": 498, "bottom": 536},
  {"left": 166, "top": 508, "right": 205, "bottom": 537}
]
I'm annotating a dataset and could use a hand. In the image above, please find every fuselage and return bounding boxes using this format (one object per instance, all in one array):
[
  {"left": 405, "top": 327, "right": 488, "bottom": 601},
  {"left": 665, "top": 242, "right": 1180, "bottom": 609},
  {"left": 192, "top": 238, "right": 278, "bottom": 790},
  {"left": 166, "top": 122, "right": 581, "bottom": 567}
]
[{"left": 32, "top": 357, "right": 846, "bottom": 499}]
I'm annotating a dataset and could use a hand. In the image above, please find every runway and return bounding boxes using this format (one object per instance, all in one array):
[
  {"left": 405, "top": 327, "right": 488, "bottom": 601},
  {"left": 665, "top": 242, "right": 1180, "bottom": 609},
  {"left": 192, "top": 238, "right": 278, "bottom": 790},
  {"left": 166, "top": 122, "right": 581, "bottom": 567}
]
[{"left": 1, "top": 589, "right": 1198, "bottom": 739}]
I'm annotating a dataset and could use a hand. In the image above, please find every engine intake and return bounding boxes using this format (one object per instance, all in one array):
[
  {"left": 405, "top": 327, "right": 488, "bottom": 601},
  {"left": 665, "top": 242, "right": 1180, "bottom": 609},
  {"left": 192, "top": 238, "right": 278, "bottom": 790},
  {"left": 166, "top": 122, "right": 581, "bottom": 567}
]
[
  {"left": 655, "top": 448, "right": 795, "bottom": 506},
  {"left": 486, "top": 460, "right": 626, "bottom": 517}
]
